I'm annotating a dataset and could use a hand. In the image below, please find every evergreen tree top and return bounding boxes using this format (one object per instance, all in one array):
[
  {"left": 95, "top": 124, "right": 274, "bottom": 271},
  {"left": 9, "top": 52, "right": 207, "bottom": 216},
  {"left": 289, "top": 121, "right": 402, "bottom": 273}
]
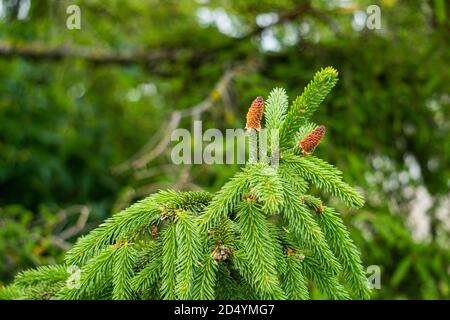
[{"left": 0, "top": 67, "right": 370, "bottom": 300}]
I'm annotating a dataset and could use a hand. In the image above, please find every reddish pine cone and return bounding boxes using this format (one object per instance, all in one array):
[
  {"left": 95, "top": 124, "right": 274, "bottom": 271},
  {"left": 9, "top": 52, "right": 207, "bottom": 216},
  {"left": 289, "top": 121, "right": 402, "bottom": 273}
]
[
  {"left": 298, "top": 125, "right": 325, "bottom": 154},
  {"left": 246, "top": 96, "right": 264, "bottom": 130}
]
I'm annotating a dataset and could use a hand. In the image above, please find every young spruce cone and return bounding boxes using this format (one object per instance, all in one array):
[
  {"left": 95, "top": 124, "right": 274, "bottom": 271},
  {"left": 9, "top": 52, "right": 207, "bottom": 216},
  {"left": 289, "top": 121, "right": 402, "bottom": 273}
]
[
  {"left": 298, "top": 125, "right": 325, "bottom": 155},
  {"left": 245, "top": 96, "right": 264, "bottom": 130}
]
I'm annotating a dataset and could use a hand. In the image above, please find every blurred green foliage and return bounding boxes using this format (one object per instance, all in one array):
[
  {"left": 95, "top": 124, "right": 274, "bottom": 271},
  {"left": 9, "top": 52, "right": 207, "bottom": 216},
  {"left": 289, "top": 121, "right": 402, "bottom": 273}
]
[
  {"left": 0, "top": 205, "right": 63, "bottom": 281},
  {"left": 349, "top": 209, "right": 450, "bottom": 299},
  {"left": 0, "top": 0, "right": 448, "bottom": 298}
]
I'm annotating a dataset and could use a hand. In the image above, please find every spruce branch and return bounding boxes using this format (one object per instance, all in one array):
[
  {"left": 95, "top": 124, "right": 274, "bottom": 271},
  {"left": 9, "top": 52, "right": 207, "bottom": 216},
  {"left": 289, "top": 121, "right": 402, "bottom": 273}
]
[
  {"left": 280, "top": 67, "right": 338, "bottom": 147},
  {"left": 302, "top": 256, "right": 351, "bottom": 300},
  {"left": 265, "top": 87, "right": 289, "bottom": 131},
  {"left": 207, "top": 216, "right": 237, "bottom": 249},
  {"left": 304, "top": 155, "right": 344, "bottom": 178},
  {"left": 59, "top": 245, "right": 116, "bottom": 299},
  {"left": 234, "top": 200, "right": 286, "bottom": 299},
  {"left": 192, "top": 253, "right": 218, "bottom": 300},
  {"left": 281, "top": 182, "right": 342, "bottom": 275},
  {"left": 278, "top": 165, "right": 309, "bottom": 193},
  {"left": 231, "top": 247, "right": 285, "bottom": 300},
  {"left": 14, "top": 265, "right": 69, "bottom": 288},
  {"left": 112, "top": 242, "right": 138, "bottom": 300},
  {"left": 282, "top": 152, "right": 365, "bottom": 208},
  {"left": 160, "top": 223, "right": 177, "bottom": 300},
  {"left": 131, "top": 256, "right": 162, "bottom": 296},
  {"left": 20, "top": 283, "right": 65, "bottom": 300},
  {"left": 153, "top": 190, "right": 212, "bottom": 214},
  {"left": 267, "top": 224, "right": 289, "bottom": 276},
  {"left": 283, "top": 253, "right": 310, "bottom": 300},
  {"left": 198, "top": 170, "right": 249, "bottom": 231},
  {"left": 303, "top": 195, "right": 370, "bottom": 299},
  {"left": 247, "top": 163, "right": 284, "bottom": 214},
  {"left": 65, "top": 190, "right": 209, "bottom": 267},
  {"left": 65, "top": 195, "right": 161, "bottom": 266},
  {"left": 174, "top": 210, "right": 202, "bottom": 299},
  {"left": 0, "top": 285, "right": 25, "bottom": 300},
  {"left": 215, "top": 261, "right": 257, "bottom": 300}
]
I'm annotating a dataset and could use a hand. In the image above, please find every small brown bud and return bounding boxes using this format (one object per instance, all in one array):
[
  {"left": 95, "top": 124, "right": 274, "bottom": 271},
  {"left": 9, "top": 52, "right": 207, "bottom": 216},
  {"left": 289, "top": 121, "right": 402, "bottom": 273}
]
[
  {"left": 298, "top": 125, "right": 325, "bottom": 155},
  {"left": 245, "top": 96, "right": 264, "bottom": 130},
  {"left": 212, "top": 245, "right": 231, "bottom": 262},
  {"left": 151, "top": 224, "right": 158, "bottom": 236},
  {"left": 317, "top": 202, "right": 324, "bottom": 213},
  {"left": 213, "top": 251, "right": 222, "bottom": 261},
  {"left": 242, "top": 192, "right": 257, "bottom": 202}
]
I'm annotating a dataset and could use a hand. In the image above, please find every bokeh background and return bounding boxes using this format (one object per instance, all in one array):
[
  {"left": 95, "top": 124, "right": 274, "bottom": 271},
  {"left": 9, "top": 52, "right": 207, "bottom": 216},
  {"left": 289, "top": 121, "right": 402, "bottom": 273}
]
[{"left": 0, "top": 0, "right": 449, "bottom": 299}]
